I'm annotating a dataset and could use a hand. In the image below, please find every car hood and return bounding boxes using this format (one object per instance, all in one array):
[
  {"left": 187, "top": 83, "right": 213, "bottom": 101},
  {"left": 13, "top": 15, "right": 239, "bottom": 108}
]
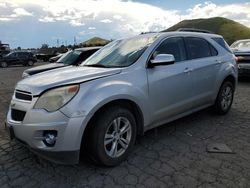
[
  {"left": 16, "top": 66, "right": 122, "bottom": 95},
  {"left": 231, "top": 48, "right": 250, "bottom": 55},
  {"left": 24, "top": 63, "right": 66, "bottom": 75}
]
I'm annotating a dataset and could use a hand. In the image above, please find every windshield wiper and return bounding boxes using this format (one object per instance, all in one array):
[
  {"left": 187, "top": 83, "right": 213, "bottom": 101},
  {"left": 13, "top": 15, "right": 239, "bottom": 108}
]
[{"left": 84, "top": 64, "right": 108, "bottom": 68}]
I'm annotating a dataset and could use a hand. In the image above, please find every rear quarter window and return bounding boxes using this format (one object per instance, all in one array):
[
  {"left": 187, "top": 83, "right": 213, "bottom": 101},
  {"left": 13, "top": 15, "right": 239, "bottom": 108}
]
[{"left": 212, "top": 37, "right": 232, "bottom": 53}]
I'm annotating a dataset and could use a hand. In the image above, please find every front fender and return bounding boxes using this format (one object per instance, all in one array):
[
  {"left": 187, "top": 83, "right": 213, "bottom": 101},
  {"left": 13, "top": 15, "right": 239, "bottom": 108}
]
[{"left": 59, "top": 75, "right": 150, "bottom": 148}]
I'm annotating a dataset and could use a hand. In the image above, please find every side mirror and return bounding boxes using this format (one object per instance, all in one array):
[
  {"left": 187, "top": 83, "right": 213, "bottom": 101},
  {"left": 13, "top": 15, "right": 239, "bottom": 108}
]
[{"left": 150, "top": 54, "right": 175, "bottom": 66}]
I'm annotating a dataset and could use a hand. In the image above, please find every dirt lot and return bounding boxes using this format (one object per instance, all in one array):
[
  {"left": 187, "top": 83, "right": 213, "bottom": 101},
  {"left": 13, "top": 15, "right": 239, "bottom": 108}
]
[{"left": 0, "top": 64, "right": 250, "bottom": 187}]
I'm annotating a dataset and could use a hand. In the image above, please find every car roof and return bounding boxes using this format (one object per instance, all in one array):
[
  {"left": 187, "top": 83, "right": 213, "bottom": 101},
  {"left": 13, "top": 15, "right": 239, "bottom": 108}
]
[
  {"left": 120, "top": 31, "right": 222, "bottom": 43},
  {"left": 75, "top": 46, "right": 102, "bottom": 51},
  {"left": 158, "top": 31, "right": 222, "bottom": 39},
  {"left": 13, "top": 51, "right": 32, "bottom": 53}
]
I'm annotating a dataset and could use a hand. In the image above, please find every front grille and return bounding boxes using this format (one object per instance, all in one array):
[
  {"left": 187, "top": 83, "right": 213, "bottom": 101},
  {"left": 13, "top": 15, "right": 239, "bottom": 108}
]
[
  {"left": 11, "top": 109, "right": 26, "bottom": 121},
  {"left": 15, "top": 90, "right": 32, "bottom": 101}
]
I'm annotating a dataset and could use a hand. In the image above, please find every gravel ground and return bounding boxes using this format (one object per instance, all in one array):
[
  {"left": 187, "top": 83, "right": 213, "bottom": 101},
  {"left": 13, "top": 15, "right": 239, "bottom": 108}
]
[{"left": 0, "top": 64, "right": 250, "bottom": 187}]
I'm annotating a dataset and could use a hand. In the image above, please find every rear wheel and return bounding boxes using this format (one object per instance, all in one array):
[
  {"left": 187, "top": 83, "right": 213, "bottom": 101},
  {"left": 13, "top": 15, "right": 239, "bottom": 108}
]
[
  {"left": 87, "top": 106, "right": 137, "bottom": 166},
  {"left": 214, "top": 81, "right": 234, "bottom": 115},
  {"left": 27, "top": 60, "right": 34, "bottom": 66},
  {"left": 1, "top": 62, "right": 8, "bottom": 68}
]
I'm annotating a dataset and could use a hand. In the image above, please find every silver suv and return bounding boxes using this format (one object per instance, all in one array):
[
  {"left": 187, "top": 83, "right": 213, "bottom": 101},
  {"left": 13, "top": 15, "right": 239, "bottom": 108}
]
[{"left": 6, "top": 32, "right": 237, "bottom": 166}]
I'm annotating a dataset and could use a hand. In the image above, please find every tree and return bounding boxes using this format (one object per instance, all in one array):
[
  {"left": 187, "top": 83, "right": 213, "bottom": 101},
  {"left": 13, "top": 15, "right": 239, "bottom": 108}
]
[{"left": 41, "top": 44, "right": 49, "bottom": 49}]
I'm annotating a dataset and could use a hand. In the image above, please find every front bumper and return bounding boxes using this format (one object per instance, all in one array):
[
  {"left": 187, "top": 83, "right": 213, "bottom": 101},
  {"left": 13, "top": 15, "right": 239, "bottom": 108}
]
[
  {"left": 238, "top": 64, "right": 250, "bottom": 77},
  {"left": 6, "top": 124, "right": 80, "bottom": 164},
  {"left": 6, "top": 97, "right": 86, "bottom": 164}
]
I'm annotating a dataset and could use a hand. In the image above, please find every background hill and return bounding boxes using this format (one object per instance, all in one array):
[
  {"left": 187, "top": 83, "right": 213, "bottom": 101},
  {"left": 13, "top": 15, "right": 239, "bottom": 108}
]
[
  {"left": 164, "top": 17, "right": 250, "bottom": 45},
  {"left": 80, "top": 37, "right": 110, "bottom": 47}
]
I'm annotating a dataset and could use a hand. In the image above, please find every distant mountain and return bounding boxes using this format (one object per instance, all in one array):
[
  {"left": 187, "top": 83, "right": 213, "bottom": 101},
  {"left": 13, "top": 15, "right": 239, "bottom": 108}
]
[
  {"left": 80, "top": 37, "right": 110, "bottom": 47},
  {"left": 164, "top": 17, "right": 250, "bottom": 45}
]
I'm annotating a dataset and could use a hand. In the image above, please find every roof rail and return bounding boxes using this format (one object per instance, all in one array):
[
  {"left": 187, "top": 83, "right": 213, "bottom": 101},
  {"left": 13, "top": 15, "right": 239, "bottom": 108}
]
[
  {"left": 177, "top": 28, "right": 213, "bottom": 34},
  {"left": 140, "top": 31, "right": 158, "bottom": 35}
]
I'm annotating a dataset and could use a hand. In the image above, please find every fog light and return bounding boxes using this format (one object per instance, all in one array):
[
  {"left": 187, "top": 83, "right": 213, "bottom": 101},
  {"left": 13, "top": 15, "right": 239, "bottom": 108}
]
[{"left": 43, "top": 131, "right": 57, "bottom": 147}]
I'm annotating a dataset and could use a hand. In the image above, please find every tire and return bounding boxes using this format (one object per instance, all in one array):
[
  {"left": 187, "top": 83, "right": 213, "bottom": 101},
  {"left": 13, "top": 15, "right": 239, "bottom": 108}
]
[
  {"left": 1, "top": 62, "right": 8, "bottom": 68},
  {"left": 87, "top": 106, "right": 137, "bottom": 166},
  {"left": 214, "top": 81, "right": 234, "bottom": 115},
  {"left": 27, "top": 60, "right": 34, "bottom": 66}
]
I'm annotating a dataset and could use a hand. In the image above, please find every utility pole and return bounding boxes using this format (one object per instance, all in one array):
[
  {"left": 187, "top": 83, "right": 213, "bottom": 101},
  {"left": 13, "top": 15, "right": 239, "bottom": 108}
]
[
  {"left": 57, "top": 39, "right": 59, "bottom": 47},
  {"left": 74, "top": 36, "right": 76, "bottom": 46}
]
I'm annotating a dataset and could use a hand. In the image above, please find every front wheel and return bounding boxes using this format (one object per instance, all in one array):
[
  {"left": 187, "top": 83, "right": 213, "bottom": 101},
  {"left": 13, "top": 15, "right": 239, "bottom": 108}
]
[
  {"left": 214, "top": 81, "right": 234, "bottom": 115},
  {"left": 1, "top": 62, "right": 8, "bottom": 68},
  {"left": 87, "top": 106, "right": 137, "bottom": 166}
]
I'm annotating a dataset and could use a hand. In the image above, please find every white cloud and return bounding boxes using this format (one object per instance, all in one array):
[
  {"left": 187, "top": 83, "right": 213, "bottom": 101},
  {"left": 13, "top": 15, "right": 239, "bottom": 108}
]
[
  {"left": 79, "top": 31, "right": 85, "bottom": 35},
  {"left": 39, "top": 16, "right": 55, "bottom": 23},
  {"left": 0, "top": 0, "right": 181, "bottom": 33},
  {"left": 183, "top": 2, "right": 250, "bottom": 27},
  {"left": 12, "top": 8, "right": 32, "bottom": 16},
  {"left": 0, "top": 17, "right": 13, "bottom": 21},
  {"left": 113, "top": 15, "right": 124, "bottom": 21},
  {"left": 0, "top": 0, "right": 250, "bottom": 44},
  {"left": 0, "top": 6, "right": 32, "bottom": 21},
  {"left": 0, "top": 2, "right": 7, "bottom": 8},
  {"left": 69, "top": 19, "right": 85, "bottom": 27},
  {"left": 100, "top": 19, "right": 112, "bottom": 23}
]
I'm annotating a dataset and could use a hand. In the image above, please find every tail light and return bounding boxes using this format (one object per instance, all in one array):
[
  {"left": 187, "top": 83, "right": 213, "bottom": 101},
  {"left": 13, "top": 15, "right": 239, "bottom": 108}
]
[{"left": 234, "top": 56, "right": 239, "bottom": 64}]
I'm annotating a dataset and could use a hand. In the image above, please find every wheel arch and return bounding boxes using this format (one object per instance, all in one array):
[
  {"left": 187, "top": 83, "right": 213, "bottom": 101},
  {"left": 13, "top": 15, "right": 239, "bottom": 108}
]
[
  {"left": 223, "top": 75, "right": 236, "bottom": 89},
  {"left": 80, "top": 99, "right": 144, "bottom": 155},
  {"left": 214, "top": 74, "right": 236, "bottom": 102}
]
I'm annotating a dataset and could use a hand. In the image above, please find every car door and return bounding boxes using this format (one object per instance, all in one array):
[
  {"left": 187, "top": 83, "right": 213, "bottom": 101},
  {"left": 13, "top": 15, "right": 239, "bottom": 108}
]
[
  {"left": 184, "top": 37, "right": 219, "bottom": 107},
  {"left": 9, "top": 52, "right": 17, "bottom": 65},
  {"left": 147, "top": 37, "right": 195, "bottom": 125},
  {"left": 19, "top": 52, "right": 26, "bottom": 65}
]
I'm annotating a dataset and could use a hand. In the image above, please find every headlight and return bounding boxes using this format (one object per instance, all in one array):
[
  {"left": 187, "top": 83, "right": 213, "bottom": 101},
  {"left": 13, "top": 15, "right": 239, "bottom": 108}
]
[
  {"left": 34, "top": 85, "right": 79, "bottom": 112},
  {"left": 22, "top": 72, "right": 30, "bottom": 78}
]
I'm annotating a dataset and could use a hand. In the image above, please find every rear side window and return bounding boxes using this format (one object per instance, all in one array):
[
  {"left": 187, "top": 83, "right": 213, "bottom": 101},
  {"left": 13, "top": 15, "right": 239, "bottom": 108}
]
[
  {"left": 79, "top": 49, "right": 98, "bottom": 62},
  {"left": 21, "top": 52, "right": 28, "bottom": 57},
  {"left": 153, "top": 37, "right": 187, "bottom": 62},
  {"left": 212, "top": 37, "right": 232, "bottom": 53},
  {"left": 185, "top": 37, "right": 217, "bottom": 59}
]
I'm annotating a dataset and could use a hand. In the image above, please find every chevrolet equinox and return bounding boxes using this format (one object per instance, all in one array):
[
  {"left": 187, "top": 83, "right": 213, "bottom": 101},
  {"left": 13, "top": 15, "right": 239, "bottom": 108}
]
[{"left": 6, "top": 31, "right": 237, "bottom": 166}]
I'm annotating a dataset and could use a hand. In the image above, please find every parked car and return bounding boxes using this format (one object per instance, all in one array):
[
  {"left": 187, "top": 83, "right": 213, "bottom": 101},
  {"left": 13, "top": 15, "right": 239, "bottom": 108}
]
[
  {"left": 0, "top": 51, "right": 37, "bottom": 68},
  {"left": 35, "top": 53, "right": 55, "bottom": 62},
  {"left": 22, "top": 47, "right": 101, "bottom": 78},
  {"left": 230, "top": 39, "right": 250, "bottom": 77},
  {"left": 6, "top": 31, "right": 237, "bottom": 166},
  {"left": 0, "top": 42, "right": 10, "bottom": 57},
  {"left": 49, "top": 53, "right": 63, "bottom": 63}
]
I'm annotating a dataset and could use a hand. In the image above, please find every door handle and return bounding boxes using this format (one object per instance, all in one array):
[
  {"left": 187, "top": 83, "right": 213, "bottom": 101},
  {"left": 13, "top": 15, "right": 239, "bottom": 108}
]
[
  {"left": 183, "top": 68, "right": 193, "bottom": 73},
  {"left": 215, "top": 60, "right": 222, "bottom": 64}
]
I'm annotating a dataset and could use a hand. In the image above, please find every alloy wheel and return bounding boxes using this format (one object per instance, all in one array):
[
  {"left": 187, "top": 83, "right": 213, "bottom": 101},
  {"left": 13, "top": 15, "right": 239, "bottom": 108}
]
[
  {"left": 220, "top": 86, "right": 233, "bottom": 111},
  {"left": 104, "top": 117, "right": 132, "bottom": 158}
]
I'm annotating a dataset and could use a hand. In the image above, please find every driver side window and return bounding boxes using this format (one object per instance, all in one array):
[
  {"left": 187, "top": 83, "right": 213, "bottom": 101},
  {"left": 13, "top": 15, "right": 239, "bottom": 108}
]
[{"left": 153, "top": 37, "right": 187, "bottom": 62}]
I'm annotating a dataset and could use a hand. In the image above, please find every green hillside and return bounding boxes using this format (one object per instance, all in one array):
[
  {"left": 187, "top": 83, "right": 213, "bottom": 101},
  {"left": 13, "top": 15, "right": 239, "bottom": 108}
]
[
  {"left": 164, "top": 17, "right": 250, "bottom": 45},
  {"left": 80, "top": 37, "right": 110, "bottom": 47}
]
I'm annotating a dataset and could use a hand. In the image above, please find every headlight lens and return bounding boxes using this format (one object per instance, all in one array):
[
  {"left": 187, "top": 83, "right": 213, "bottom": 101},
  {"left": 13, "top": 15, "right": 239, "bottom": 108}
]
[
  {"left": 34, "top": 85, "right": 79, "bottom": 112},
  {"left": 22, "top": 72, "right": 30, "bottom": 78}
]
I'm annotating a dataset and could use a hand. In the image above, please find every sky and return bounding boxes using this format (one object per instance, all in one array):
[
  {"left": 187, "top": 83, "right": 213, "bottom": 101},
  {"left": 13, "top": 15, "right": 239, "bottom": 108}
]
[{"left": 0, "top": 0, "right": 250, "bottom": 48}]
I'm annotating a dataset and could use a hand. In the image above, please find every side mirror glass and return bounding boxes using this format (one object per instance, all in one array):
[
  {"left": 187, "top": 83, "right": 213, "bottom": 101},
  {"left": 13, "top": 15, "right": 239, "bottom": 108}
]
[{"left": 150, "top": 54, "right": 175, "bottom": 66}]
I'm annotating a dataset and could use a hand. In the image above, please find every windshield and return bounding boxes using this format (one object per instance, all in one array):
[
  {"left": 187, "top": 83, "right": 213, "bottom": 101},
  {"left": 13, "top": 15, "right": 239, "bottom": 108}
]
[
  {"left": 81, "top": 35, "right": 158, "bottom": 68},
  {"left": 5, "top": 52, "right": 14, "bottom": 57},
  {"left": 57, "top": 50, "right": 82, "bottom": 65},
  {"left": 231, "top": 40, "right": 250, "bottom": 49}
]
